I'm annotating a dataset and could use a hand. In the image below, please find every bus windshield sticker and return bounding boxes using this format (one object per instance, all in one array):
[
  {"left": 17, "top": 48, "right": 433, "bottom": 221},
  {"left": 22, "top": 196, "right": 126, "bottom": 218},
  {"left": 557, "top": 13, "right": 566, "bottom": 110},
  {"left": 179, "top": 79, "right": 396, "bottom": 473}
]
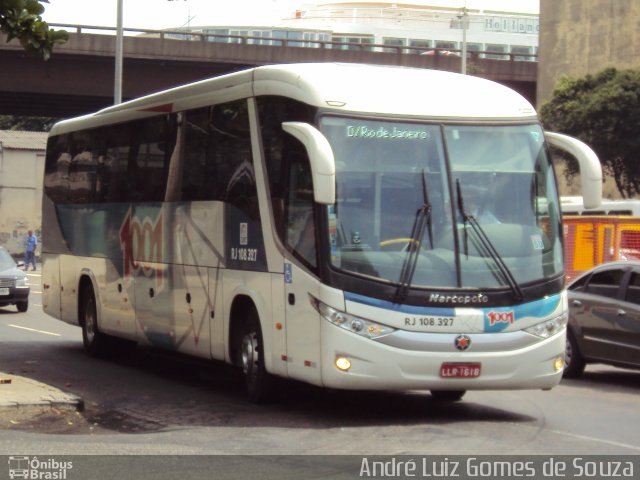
[
  {"left": 346, "top": 125, "right": 432, "bottom": 141},
  {"left": 531, "top": 234, "right": 544, "bottom": 250}
]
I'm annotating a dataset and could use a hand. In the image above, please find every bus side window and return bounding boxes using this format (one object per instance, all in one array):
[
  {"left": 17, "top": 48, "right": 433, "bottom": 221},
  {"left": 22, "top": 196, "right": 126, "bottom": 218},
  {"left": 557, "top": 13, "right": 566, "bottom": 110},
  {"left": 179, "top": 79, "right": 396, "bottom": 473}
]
[{"left": 257, "top": 95, "right": 317, "bottom": 257}]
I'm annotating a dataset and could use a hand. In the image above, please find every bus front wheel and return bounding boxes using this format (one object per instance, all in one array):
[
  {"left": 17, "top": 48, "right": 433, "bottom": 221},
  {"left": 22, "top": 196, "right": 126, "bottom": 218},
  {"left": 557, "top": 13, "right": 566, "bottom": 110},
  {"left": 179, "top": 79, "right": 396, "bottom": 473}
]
[
  {"left": 81, "top": 284, "right": 107, "bottom": 356},
  {"left": 239, "top": 311, "right": 276, "bottom": 403}
]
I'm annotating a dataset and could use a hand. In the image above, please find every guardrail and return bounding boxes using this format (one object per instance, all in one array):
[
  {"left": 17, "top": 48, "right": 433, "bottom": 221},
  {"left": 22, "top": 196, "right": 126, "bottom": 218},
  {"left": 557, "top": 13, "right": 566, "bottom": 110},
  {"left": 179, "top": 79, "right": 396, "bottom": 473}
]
[{"left": 49, "top": 23, "right": 537, "bottom": 62}]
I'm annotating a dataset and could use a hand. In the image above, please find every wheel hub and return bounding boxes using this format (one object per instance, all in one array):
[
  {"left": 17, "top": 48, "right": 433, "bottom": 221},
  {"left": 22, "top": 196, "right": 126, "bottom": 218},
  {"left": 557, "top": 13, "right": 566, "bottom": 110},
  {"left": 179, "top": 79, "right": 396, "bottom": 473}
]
[{"left": 241, "top": 332, "right": 259, "bottom": 376}]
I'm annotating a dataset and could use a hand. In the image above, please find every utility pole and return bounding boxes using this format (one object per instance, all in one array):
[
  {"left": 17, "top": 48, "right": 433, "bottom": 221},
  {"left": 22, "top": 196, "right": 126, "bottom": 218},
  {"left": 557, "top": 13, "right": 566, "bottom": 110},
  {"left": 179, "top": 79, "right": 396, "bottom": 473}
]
[
  {"left": 114, "top": 0, "right": 124, "bottom": 104},
  {"left": 458, "top": 6, "right": 469, "bottom": 75}
]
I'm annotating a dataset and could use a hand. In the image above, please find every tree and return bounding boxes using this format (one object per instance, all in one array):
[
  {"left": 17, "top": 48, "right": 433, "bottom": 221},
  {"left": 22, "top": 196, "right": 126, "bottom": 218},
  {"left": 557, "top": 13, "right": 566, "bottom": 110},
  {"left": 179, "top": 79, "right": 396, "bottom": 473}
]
[
  {"left": 540, "top": 67, "right": 640, "bottom": 198},
  {"left": 0, "top": 114, "right": 57, "bottom": 131},
  {"left": 0, "top": 0, "right": 68, "bottom": 60}
]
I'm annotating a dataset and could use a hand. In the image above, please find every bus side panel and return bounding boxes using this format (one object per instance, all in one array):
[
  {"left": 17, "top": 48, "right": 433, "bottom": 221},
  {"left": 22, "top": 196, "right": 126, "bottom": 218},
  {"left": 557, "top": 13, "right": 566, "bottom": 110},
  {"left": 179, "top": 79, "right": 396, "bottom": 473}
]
[
  {"left": 284, "top": 261, "right": 323, "bottom": 386},
  {"left": 133, "top": 262, "right": 212, "bottom": 359},
  {"left": 93, "top": 257, "right": 137, "bottom": 342},
  {"left": 59, "top": 254, "right": 79, "bottom": 326},
  {"left": 125, "top": 202, "right": 223, "bottom": 357},
  {"left": 270, "top": 272, "right": 288, "bottom": 377},
  {"left": 41, "top": 253, "right": 62, "bottom": 321},
  {"left": 210, "top": 267, "right": 224, "bottom": 361}
]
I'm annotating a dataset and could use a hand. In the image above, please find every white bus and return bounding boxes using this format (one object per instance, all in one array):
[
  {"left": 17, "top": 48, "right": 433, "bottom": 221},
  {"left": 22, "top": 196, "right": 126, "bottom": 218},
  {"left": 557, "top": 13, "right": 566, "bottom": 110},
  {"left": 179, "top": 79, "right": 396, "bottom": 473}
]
[
  {"left": 42, "top": 63, "right": 601, "bottom": 403},
  {"left": 561, "top": 196, "right": 640, "bottom": 216}
]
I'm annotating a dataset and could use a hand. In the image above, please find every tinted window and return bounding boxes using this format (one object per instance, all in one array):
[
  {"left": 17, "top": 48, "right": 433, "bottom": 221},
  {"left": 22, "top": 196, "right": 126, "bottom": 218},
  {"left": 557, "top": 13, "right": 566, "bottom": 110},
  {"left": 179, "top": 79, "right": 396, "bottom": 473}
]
[
  {"left": 568, "top": 274, "right": 589, "bottom": 292},
  {"left": 45, "top": 100, "right": 253, "bottom": 206},
  {"left": 258, "top": 96, "right": 318, "bottom": 268},
  {"left": 45, "top": 115, "right": 177, "bottom": 203},
  {"left": 181, "top": 101, "right": 253, "bottom": 204},
  {"left": 625, "top": 272, "right": 640, "bottom": 305},
  {"left": 587, "top": 269, "right": 624, "bottom": 299}
]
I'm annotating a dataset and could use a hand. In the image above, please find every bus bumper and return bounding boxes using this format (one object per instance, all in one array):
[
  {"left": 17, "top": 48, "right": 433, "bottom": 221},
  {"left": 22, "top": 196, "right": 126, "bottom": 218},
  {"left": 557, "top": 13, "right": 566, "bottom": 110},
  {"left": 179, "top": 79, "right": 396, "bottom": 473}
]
[{"left": 320, "top": 321, "right": 565, "bottom": 391}]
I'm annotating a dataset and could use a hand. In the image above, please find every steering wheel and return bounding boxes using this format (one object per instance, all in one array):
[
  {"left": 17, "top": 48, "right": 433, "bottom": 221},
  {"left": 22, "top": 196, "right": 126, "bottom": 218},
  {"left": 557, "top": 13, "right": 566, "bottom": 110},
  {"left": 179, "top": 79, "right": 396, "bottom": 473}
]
[{"left": 379, "top": 237, "right": 425, "bottom": 252}]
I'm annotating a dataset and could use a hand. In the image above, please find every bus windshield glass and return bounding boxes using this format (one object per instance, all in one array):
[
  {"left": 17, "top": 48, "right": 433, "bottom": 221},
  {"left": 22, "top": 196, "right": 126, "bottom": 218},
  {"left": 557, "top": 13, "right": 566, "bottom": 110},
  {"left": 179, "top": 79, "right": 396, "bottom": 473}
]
[{"left": 320, "top": 116, "right": 562, "bottom": 289}]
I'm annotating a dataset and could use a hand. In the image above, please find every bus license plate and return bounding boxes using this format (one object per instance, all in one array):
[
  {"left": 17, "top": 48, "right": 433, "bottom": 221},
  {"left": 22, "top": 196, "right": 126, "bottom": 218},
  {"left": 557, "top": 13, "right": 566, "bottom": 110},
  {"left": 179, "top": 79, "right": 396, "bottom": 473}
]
[
  {"left": 0, "top": 288, "right": 8, "bottom": 296},
  {"left": 440, "top": 362, "right": 481, "bottom": 378}
]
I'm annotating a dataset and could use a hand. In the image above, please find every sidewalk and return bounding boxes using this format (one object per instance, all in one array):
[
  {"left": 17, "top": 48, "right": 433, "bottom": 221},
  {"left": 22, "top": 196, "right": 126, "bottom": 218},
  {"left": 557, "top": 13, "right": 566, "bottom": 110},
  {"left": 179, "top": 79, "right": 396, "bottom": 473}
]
[{"left": 0, "top": 371, "right": 84, "bottom": 411}]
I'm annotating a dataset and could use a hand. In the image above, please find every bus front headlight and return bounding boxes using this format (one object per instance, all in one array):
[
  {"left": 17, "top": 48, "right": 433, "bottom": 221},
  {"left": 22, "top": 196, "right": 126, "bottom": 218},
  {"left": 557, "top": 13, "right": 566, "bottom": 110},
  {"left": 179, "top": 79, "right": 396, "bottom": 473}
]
[
  {"left": 310, "top": 296, "right": 395, "bottom": 339},
  {"left": 524, "top": 312, "right": 568, "bottom": 338}
]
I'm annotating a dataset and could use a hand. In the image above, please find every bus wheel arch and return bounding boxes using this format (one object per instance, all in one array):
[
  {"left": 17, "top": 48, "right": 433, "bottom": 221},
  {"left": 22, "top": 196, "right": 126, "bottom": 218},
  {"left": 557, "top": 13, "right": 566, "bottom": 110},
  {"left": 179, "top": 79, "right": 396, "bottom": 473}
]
[{"left": 228, "top": 295, "right": 277, "bottom": 403}]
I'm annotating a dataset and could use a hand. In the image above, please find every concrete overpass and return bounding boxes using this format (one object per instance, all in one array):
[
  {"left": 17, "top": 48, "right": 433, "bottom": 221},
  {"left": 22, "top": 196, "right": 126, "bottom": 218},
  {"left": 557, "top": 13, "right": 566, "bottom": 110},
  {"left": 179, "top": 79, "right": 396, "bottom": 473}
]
[{"left": 0, "top": 24, "right": 537, "bottom": 118}]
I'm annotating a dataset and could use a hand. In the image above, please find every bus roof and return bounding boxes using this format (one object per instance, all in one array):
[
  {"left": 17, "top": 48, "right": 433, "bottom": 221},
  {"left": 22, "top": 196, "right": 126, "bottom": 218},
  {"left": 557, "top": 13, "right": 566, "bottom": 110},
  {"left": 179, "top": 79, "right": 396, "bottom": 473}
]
[{"left": 50, "top": 63, "right": 537, "bottom": 135}]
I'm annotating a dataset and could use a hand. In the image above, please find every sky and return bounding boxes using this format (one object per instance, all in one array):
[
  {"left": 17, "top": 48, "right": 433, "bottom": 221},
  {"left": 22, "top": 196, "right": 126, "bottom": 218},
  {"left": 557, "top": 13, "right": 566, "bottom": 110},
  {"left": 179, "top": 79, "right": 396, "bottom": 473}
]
[{"left": 42, "top": 0, "right": 540, "bottom": 30}]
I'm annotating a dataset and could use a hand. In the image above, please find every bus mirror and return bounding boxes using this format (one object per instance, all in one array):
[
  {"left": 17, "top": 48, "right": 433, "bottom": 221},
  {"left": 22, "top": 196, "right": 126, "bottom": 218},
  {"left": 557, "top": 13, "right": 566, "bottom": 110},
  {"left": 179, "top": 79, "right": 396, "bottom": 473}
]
[
  {"left": 545, "top": 132, "right": 602, "bottom": 209},
  {"left": 282, "top": 122, "right": 336, "bottom": 205}
]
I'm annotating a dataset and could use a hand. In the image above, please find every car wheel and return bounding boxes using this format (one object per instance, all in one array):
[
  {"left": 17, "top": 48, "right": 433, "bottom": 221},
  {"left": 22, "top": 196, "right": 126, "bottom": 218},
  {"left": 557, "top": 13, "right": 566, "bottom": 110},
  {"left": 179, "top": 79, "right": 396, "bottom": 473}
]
[
  {"left": 239, "top": 309, "right": 276, "bottom": 403},
  {"left": 430, "top": 390, "right": 466, "bottom": 402},
  {"left": 81, "top": 284, "right": 107, "bottom": 356},
  {"left": 16, "top": 300, "right": 28, "bottom": 313},
  {"left": 563, "top": 330, "right": 586, "bottom": 378}
]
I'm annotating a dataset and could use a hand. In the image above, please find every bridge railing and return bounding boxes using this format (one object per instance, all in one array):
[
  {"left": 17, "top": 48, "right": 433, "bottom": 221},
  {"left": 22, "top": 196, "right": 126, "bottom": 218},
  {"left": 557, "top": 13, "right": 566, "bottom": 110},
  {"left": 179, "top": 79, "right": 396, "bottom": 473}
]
[{"left": 49, "top": 23, "right": 537, "bottom": 63}]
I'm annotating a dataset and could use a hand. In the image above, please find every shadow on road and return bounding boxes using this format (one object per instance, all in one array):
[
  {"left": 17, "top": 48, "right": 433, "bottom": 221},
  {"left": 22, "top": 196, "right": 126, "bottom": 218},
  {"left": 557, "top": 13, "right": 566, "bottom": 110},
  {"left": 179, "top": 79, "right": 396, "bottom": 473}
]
[
  {"left": 560, "top": 365, "right": 640, "bottom": 394},
  {"left": 0, "top": 338, "right": 541, "bottom": 435}
]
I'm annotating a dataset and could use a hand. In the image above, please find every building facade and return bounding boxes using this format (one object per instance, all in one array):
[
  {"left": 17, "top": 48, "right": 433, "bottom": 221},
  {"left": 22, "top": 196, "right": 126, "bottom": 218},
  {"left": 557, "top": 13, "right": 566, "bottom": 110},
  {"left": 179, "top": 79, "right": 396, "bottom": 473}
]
[
  {"left": 538, "top": 0, "right": 640, "bottom": 105},
  {"left": 170, "top": 1, "right": 539, "bottom": 60},
  {"left": 0, "top": 130, "right": 46, "bottom": 255}
]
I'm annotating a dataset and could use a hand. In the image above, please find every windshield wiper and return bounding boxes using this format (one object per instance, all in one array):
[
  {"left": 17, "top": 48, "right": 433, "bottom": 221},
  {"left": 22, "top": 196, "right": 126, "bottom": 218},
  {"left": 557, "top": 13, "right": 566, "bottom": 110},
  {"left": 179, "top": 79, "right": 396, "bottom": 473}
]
[
  {"left": 456, "top": 179, "right": 524, "bottom": 302},
  {"left": 394, "top": 170, "right": 433, "bottom": 303}
]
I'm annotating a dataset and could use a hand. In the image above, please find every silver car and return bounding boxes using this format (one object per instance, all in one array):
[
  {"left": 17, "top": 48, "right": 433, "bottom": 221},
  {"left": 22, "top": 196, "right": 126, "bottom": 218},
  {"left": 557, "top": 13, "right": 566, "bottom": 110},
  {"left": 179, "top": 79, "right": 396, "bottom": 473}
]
[
  {"left": 565, "top": 261, "right": 640, "bottom": 377},
  {"left": 0, "top": 247, "right": 30, "bottom": 312}
]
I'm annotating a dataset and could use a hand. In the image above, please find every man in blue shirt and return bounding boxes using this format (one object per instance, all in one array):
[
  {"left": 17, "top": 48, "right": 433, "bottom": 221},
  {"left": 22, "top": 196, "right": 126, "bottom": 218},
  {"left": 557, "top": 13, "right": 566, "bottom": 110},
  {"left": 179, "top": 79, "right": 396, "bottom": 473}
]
[{"left": 24, "top": 230, "right": 37, "bottom": 271}]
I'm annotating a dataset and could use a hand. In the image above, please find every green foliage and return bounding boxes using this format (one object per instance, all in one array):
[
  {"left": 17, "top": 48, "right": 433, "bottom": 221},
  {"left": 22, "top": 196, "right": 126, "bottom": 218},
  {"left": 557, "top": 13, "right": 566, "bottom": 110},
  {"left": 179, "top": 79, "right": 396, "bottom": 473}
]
[
  {"left": 540, "top": 68, "right": 640, "bottom": 198},
  {"left": 0, "top": 0, "right": 68, "bottom": 60},
  {"left": 0, "top": 114, "right": 57, "bottom": 131}
]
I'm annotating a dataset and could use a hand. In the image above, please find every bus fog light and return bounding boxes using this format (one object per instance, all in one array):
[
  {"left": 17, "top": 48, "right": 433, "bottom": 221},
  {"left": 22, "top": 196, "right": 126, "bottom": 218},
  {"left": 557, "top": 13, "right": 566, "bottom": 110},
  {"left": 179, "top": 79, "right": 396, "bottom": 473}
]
[
  {"left": 335, "top": 356, "right": 351, "bottom": 371},
  {"left": 554, "top": 356, "right": 564, "bottom": 372}
]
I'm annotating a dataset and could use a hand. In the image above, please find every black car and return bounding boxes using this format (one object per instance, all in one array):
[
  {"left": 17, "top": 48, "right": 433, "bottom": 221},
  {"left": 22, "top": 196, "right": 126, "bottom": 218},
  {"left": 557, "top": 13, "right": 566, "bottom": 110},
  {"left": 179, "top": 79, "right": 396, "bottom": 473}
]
[
  {"left": 0, "top": 247, "right": 30, "bottom": 312},
  {"left": 565, "top": 261, "right": 640, "bottom": 377}
]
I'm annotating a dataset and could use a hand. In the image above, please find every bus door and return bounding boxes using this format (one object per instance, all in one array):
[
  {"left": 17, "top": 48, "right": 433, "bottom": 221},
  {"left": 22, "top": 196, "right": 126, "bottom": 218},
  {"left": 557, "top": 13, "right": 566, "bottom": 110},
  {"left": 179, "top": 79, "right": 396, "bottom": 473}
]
[{"left": 281, "top": 155, "right": 323, "bottom": 385}]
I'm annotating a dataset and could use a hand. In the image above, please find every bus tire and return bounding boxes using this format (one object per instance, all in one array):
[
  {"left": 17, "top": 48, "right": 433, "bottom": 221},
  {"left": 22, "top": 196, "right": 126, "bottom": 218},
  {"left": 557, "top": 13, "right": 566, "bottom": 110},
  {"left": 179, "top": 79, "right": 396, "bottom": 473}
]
[
  {"left": 239, "top": 309, "right": 276, "bottom": 403},
  {"left": 430, "top": 390, "right": 466, "bottom": 402},
  {"left": 81, "top": 284, "right": 107, "bottom": 356},
  {"left": 563, "top": 330, "right": 586, "bottom": 378}
]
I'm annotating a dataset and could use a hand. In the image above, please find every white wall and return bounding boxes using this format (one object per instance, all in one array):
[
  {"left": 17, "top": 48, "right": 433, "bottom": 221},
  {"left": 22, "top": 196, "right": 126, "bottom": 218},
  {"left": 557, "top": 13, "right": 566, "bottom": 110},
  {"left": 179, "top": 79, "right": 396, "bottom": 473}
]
[{"left": 0, "top": 148, "right": 44, "bottom": 255}]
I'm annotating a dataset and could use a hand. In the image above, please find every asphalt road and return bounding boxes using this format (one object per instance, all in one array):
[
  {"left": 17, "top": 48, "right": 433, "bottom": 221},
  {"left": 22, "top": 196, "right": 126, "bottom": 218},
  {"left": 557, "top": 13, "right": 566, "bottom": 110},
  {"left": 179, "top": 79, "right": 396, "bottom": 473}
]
[{"left": 0, "top": 270, "right": 639, "bottom": 465}]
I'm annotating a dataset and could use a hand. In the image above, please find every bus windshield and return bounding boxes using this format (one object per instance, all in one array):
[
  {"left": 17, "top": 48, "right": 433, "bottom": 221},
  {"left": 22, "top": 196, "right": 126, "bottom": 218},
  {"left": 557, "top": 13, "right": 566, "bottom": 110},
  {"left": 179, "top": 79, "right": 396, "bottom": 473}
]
[{"left": 320, "top": 116, "right": 562, "bottom": 290}]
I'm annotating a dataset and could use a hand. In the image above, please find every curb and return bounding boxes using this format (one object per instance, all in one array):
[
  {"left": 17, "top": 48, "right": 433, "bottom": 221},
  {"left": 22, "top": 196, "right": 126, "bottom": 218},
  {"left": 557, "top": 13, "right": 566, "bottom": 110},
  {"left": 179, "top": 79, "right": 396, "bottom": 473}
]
[{"left": 0, "top": 373, "right": 84, "bottom": 411}]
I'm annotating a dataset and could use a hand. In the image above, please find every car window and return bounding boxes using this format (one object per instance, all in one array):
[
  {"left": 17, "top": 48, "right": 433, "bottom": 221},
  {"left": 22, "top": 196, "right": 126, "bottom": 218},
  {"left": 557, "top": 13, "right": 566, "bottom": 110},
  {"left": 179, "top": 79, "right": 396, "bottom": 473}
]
[
  {"left": 568, "top": 274, "right": 589, "bottom": 292},
  {"left": 0, "top": 248, "right": 17, "bottom": 270},
  {"left": 625, "top": 272, "right": 640, "bottom": 305},
  {"left": 586, "top": 268, "right": 624, "bottom": 299}
]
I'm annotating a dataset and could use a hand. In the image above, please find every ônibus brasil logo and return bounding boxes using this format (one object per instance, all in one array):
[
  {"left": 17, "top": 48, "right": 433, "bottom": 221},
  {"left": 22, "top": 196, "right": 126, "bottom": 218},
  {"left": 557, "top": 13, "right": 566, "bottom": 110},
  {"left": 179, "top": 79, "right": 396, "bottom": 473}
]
[{"left": 8, "top": 456, "right": 72, "bottom": 479}]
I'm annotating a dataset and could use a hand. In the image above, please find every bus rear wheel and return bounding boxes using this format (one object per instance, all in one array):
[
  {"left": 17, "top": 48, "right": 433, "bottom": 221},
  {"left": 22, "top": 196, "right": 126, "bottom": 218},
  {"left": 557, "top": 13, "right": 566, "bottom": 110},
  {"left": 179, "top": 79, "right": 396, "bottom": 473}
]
[
  {"left": 81, "top": 284, "right": 107, "bottom": 356},
  {"left": 430, "top": 390, "right": 466, "bottom": 402},
  {"left": 239, "top": 311, "right": 276, "bottom": 403}
]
